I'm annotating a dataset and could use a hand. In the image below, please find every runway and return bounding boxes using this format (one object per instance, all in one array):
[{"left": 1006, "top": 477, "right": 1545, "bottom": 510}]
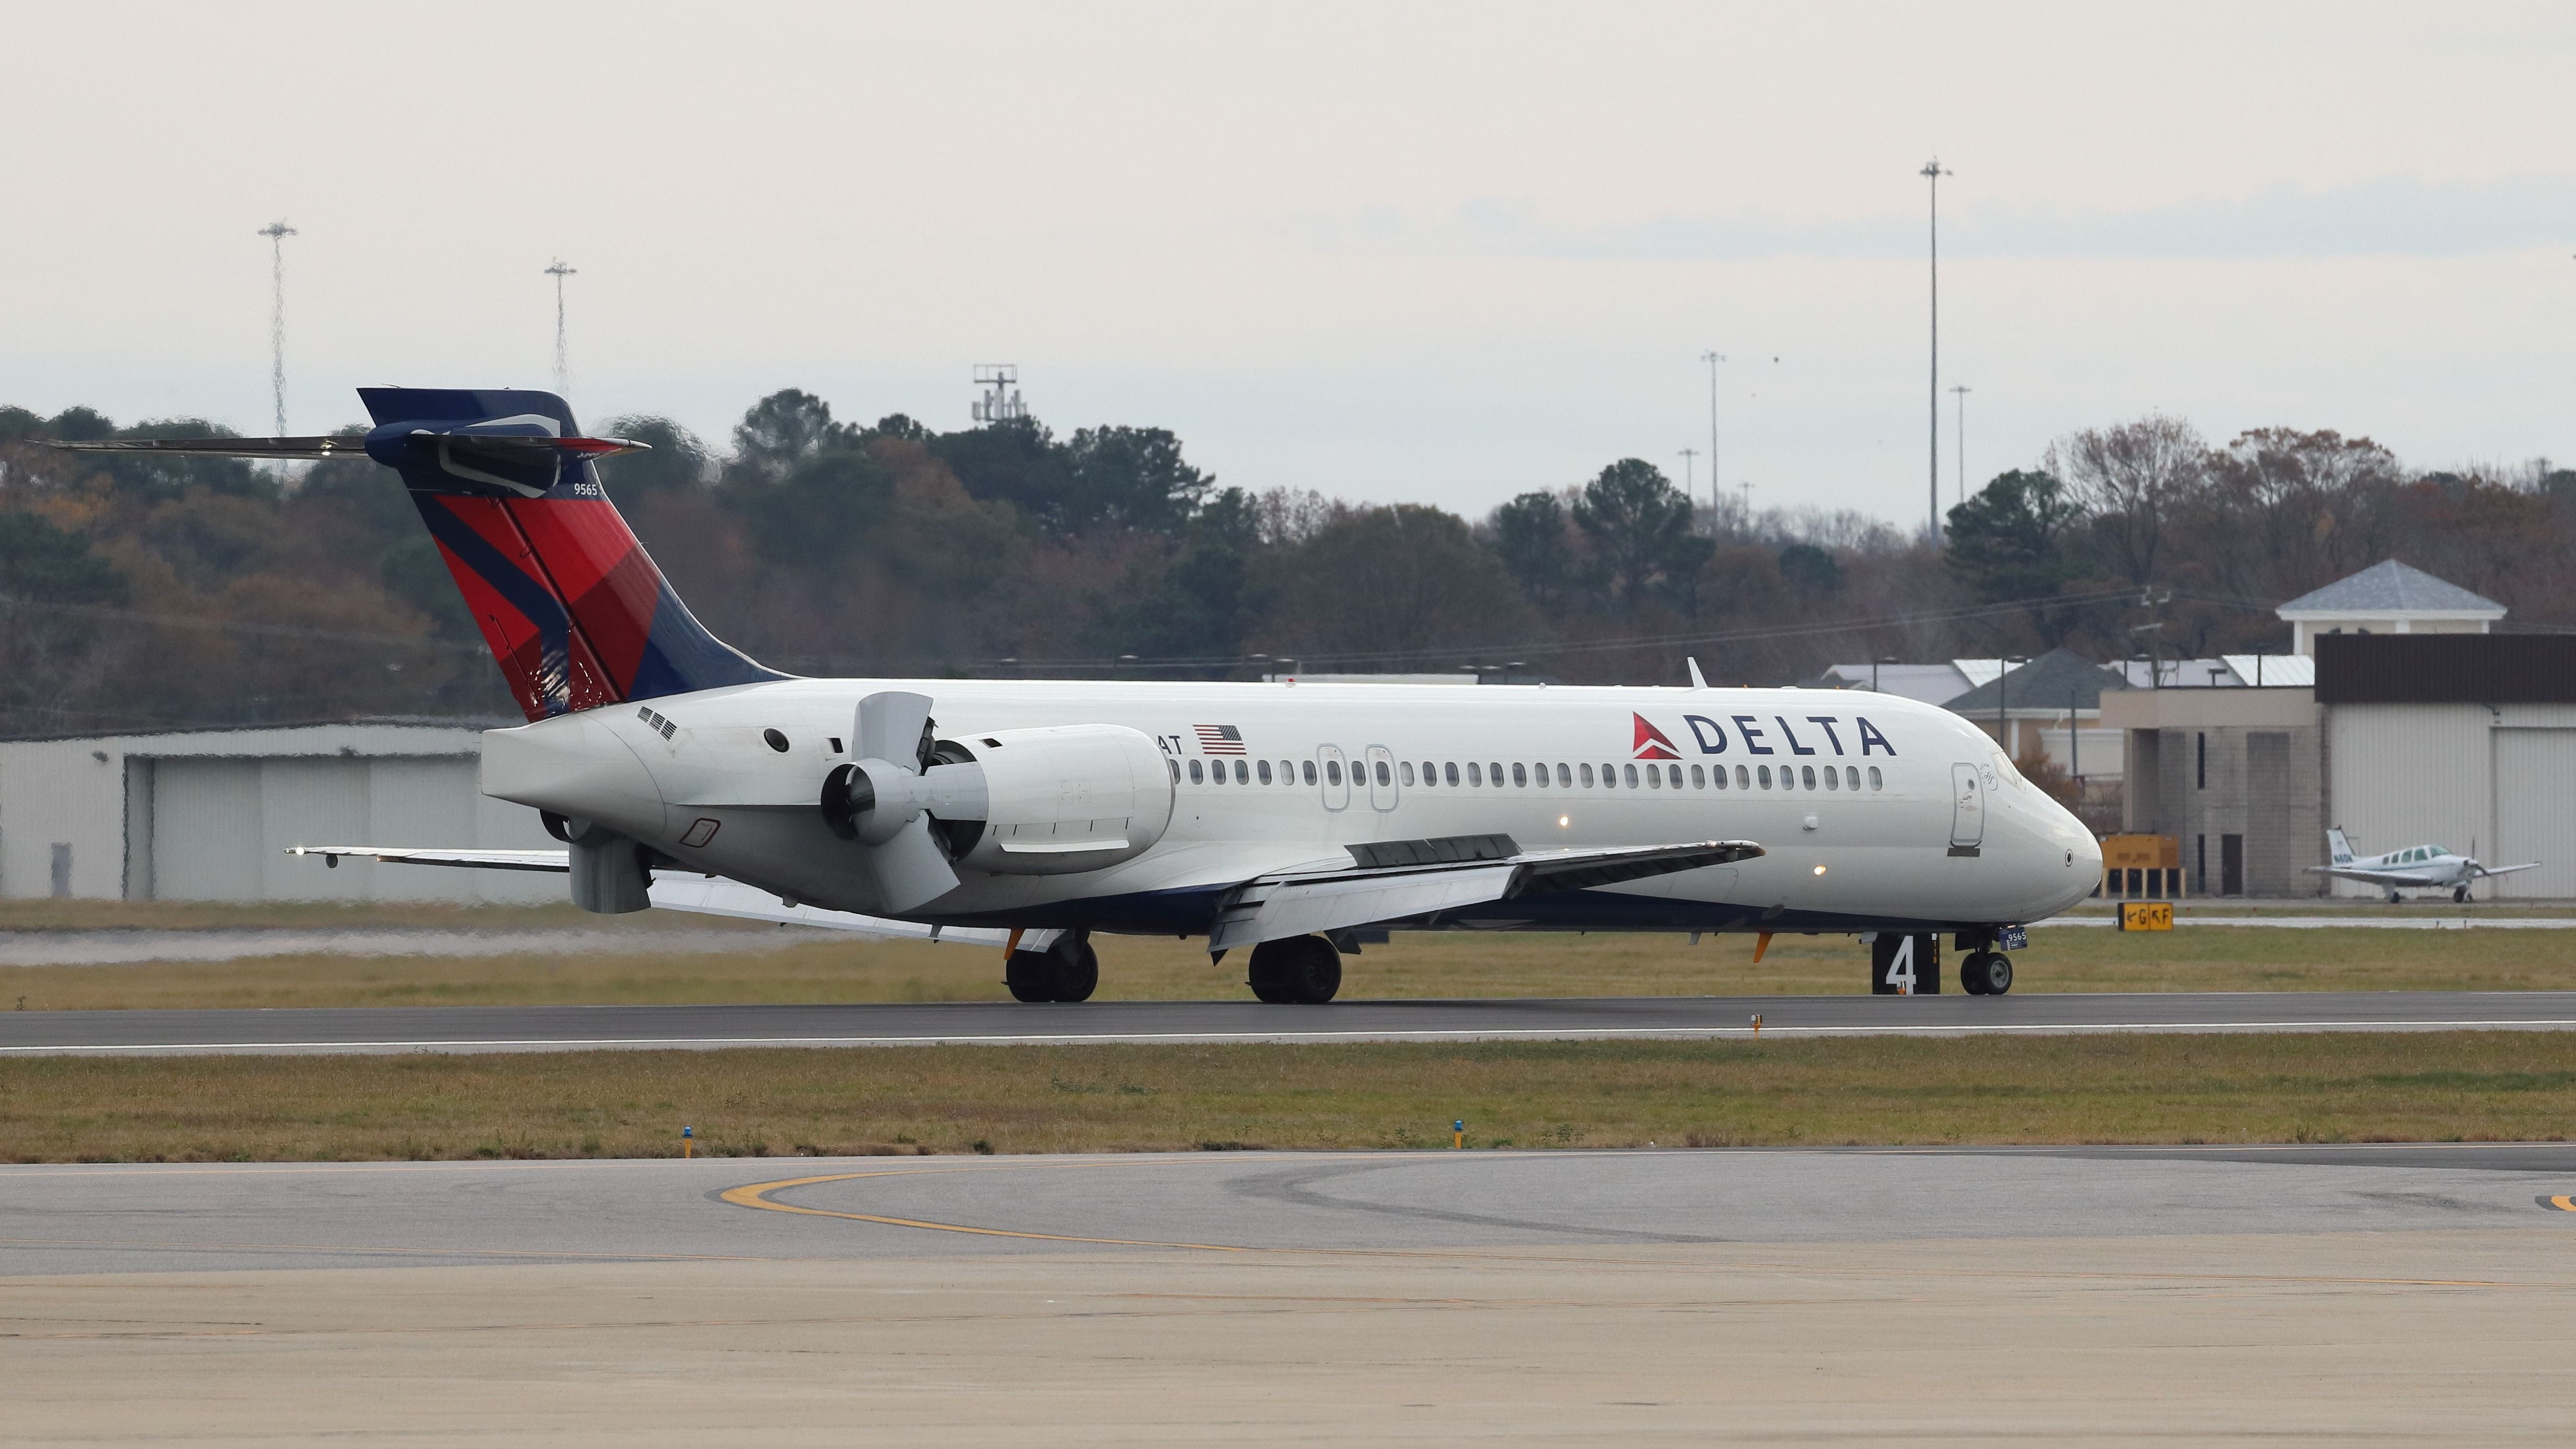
[
  {"left": 7, "top": 1147, "right": 2574, "bottom": 1442},
  {"left": 8, "top": 989, "right": 2576, "bottom": 1055}
]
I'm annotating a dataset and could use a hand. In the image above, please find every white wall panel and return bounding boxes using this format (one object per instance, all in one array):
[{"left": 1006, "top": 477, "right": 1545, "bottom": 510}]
[
  {"left": 2326, "top": 705, "right": 2492, "bottom": 899},
  {"left": 152, "top": 760, "right": 264, "bottom": 902},
  {"left": 2493, "top": 730, "right": 2576, "bottom": 899}
]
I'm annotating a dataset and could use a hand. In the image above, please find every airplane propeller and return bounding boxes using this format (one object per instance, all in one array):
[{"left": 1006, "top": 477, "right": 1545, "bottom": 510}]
[{"left": 819, "top": 690, "right": 980, "bottom": 912}]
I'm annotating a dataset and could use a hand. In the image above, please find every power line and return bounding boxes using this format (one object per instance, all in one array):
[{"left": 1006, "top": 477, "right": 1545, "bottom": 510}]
[{"left": 257, "top": 220, "right": 297, "bottom": 436}]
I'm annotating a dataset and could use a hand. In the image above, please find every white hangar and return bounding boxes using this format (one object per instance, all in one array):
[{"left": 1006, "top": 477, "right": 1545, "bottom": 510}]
[{"left": 0, "top": 719, "right": 557, "bottom": 904}]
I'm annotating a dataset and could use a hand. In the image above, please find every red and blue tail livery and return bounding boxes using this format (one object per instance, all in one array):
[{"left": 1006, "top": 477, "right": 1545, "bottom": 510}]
[{"left": 355, "top": 388, "right": 783, "bottom": 720}]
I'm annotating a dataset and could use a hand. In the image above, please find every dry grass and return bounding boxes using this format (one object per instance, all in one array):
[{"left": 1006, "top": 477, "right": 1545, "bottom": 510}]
[
  {"left": 2, "top": 1033, "right": 2570, "bottom": 1162},
  {"left": 9, "top": 920, "right": 2576, "bottom": 1011}
]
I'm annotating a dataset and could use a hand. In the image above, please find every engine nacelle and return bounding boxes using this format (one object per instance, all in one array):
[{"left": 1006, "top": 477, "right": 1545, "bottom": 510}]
[{"left": 936, "top": 723, "right": 1174, "bottom": 875}]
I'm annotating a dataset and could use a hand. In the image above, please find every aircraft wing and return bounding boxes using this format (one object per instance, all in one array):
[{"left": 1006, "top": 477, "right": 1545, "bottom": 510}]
[
  {"left": 2474, "top": 861, "right": 2544, "bottom": 879},
  {"left": 1207, "top": 835, "right": 1764, "bottom": 953},
  {"left": 282, "top": 846, "right": 1010, "bottom": 945},
  {"left": 2303, "top": 864, "right": 2430, "bottom": 886}
]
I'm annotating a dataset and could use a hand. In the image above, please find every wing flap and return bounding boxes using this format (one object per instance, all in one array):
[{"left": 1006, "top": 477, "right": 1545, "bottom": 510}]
[{"left": 1209, "top": 838, "right": 1762, "bottom": 952}]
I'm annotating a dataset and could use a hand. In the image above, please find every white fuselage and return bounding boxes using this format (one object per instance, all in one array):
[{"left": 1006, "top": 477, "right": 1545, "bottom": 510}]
[{"left": 481, "top": 678, "right": 2105, "bottom": 936}]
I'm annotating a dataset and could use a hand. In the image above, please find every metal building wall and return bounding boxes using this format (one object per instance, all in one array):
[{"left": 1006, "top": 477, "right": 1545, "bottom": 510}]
[
  {"left": 2323, "top": 703, "right": 2576, "bottom": 900},
  {"left": 1, "top": 723, "right": 557, "bottom": 904}
]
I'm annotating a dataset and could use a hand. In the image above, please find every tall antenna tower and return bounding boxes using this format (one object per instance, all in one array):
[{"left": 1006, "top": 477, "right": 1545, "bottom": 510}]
[
  {"left": 545, "top": 259, "right": 577, "bottom": 393},
  {"left": 258, "top": 220, "right": 297, "bottom": 436},
  {"left": 972, "top": 364, "right": 1028, "bottom": 425}
]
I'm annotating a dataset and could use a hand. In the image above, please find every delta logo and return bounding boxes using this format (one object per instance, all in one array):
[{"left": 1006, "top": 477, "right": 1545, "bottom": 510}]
[
  {"left": 1631, "top": 714, "right": 1682, "bottom": 760},
  {"left": 1631, "top": 711, "right": 1899, "bottom": 758}
]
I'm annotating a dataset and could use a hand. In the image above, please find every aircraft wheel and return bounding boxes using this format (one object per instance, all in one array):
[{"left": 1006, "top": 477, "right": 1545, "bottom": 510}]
[
  {"left": 1050, "top": 936, "right": 1099, "bottom": 1003},
  {"left": 1005, "top": 949, "right": 1055, "bottom": 1002},
  {"left": 1984, "top": 953, "right": 2013, "bottom": 995},
  {"left": 2454, "top": 885, "right": 2471, "bottom": 904},
  {"left": 2386, "top": 888, "right": 2402, "bottom": 905},
  {"left": 1959, "top": 953, "right": 1992, "bottom": 995},
  {"left": 1248, "top": 935, "right": 1341, "bottom": 1004}
]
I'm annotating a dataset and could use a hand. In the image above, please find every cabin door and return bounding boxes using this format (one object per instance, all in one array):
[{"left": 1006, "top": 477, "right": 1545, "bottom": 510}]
[
  {"left": 1364, "top": 745, "right": 1399, "bottom": 812},
  {"left": 1317, "top": 745, "right": 1351, "bottom": 812},
  {"left": 1949, "top": 762, "right": 1985, "bottom": 850}
]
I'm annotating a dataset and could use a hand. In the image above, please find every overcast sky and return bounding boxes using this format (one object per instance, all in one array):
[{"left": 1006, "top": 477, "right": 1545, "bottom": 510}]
[{"left": 5, "top": 2, "right": 2573, "bottom": 528}]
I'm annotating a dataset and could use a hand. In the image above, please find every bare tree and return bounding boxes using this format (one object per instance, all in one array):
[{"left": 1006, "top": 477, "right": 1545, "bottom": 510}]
[{"left": 2048, "top": 415, "right": 2207, "bottom": 586}]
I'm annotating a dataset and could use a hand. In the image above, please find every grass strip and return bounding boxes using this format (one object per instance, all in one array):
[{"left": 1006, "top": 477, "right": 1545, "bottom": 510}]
[
  {"left": 11, "top": 924, "right": 2576, "bottom": 1011},
  {"left": 3, "top": 1032, "right": 2571, "bottom": 1163}
]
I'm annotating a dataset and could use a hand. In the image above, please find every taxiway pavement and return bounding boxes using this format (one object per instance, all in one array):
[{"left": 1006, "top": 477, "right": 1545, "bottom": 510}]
[
  {"left": 7, "top": 989, "right": 2576, "bottom": 1055},
  {"left": 6, "top": 1147, "right": 2574, "bottom": 1443}
]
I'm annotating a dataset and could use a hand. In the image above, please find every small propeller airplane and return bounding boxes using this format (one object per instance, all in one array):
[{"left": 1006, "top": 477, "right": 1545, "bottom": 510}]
[{"left": 2306, "top": 827, "right": 2540, "bottom": 904}]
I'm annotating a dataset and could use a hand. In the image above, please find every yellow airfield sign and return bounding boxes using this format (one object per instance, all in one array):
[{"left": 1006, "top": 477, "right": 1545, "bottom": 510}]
[{"left": 2118, "top": 901, "right": 2174, "bottom": 932}]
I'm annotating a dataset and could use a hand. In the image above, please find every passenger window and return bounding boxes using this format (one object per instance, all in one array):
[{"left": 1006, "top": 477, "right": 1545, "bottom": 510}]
[
  {"left": 1302, "top": 760, "right": 1318, "bottom": 785},
  {"left": 1556, "top": 763, "right": 1570, "bottom": 786},
  {"left": 1189, "top": 759, "right": 1205, "bottom": 784},
  {"left": 1580, "top": 763, "right": 1595, "bottom": 787},
  {"left": 1489, "top": 760, "right": 1503, "bottom": 785},
  {"left": 1846, "top": 766, "right": 1859, "bottom": 790},
  {"left": 1623, "top": 763, "right": 1639, "bottom": 788},
  {"left": 1713, "top": 764, "right": 1728, "bottom": 790},
  {"left": 1690, "top": 765, "right": 1704, "bottom": 788},
  {"left": 1758, "top": 765, "right": 1773, "bottom": 788},
  {"left": 1236, "top": 760, "right": 1251, "bottom": 784},
  {"left": 1211, "top": 761, "right": 1225, "bottom": 785},
  {"left": 1801, "top": 765, "right": 1816, "bottom": 789},
  {"left": 1168, "top": 759, "right": 1180, "bottom": 783},
  {"left": 1867, "top": 766, "right": 1882, "bottom": 791},
  {"left": 1326, "top": 760, "right": 1343, "bottom": 785},
  {"left": 1823, "top": 765, "right": 1838, "bottom": 790},
  {"left": 1258, "top": 760, "right": 1274, "bottom": 785},
  {"left": 1648, "top": 765, "right": 1662, "bottom": 789},
  {"left": 1375, "top": 760, "right": 1391, "bottom": 786},
  {"left": 1445, "top": 762, "right": 1459, "bottom": 786},
  {"left": 1468, "top": 762, "right": 1482, "bottom": 786},
  {"left": 1400, "top": 761, "right": 1415, "bottom": 786},
  {"left": 1736, "top": 764, "right": 1750, "bottom": 789},
  {"left": 1668, "top": 765, "right": 1682, "bottom": 788},
  {"left": 1512, "top": 763, "right": 1527, "bottom": 787}
]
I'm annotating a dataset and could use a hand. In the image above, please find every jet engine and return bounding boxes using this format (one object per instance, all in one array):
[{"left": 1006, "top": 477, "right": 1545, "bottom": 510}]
[{"left": 820, "top": 691, "right": 1174, "bottom": 911}]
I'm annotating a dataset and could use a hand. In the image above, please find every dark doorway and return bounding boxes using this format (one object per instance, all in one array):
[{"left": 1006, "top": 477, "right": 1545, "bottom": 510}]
[{"left": 2221, "top": 834, "right": 2245, "bottom": 896}]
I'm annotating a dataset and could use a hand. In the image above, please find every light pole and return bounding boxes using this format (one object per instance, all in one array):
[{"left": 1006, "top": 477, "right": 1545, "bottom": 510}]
[
  {"left": 1949, "top": 384, "right": 1971, "bottom": 513},
  {"left": 1677, "top": 447, "right": 1698, "bottom": 511},
  {"left": 1699, "top": 350, "right": 1724, "bottom": 522},
  {"left": 1921, "top": 158, "right": 1951, "bottom": 543},
  {"left": 1998, "top": 654, "right": 2027, "bottom": 754}
]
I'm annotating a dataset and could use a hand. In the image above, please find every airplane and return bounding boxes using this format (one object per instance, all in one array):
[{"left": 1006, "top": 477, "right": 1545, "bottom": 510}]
[
  {"left": 2306, "top": 827, "right": 2539, "bottom": 904},
  {"left": 58, "top": 387, "right": 2105, "bottom": 1000}
]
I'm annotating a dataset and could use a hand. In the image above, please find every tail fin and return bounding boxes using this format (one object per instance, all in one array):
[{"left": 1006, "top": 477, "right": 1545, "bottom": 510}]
[
  {"left": 358, "top": 388, "right": 784, "bottom": 720},
  {"left": 2327, "top": 826, "right": 2354, "bottom": 864}
]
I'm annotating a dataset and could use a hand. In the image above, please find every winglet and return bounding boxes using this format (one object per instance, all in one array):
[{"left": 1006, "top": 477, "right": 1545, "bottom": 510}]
[{"left": 1686, "top": 657, "right": 1709, "bottom": 690}]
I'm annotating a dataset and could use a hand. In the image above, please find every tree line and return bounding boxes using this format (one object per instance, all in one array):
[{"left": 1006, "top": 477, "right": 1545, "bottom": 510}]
[{"left": 3, "top": 390, "right": 2570, "bottom": 736}]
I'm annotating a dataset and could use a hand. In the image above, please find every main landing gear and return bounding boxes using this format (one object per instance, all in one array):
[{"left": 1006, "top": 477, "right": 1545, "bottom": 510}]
[
  {"left": 2453, "top": 885, "right": 2472, "bottom": 904},
  {"left": 1247, "top": 934, "right": 1342, "bottom": 1004},
  {"left": 1005, "top": 933, "right": 1098, "bottom": 1003}
]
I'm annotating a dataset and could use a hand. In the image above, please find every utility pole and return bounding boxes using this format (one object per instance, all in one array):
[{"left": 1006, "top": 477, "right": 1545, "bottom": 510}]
[
  {"left": 1738, "top": 475, "right": 1756, "bottom": 529},
  {"left": 1699, "top": 350, "right": 1724, "bottom": 521},
  {"left": 258, "top": 221, "right": 296, "bottom": 437},
  {"left": 545, "top": 259, "right": 577, "bottom": 394},
  {"left": 1677, "top": 448, "right": 1698, "bottom": 512},
  {"left": 1949, "top": 383, "right": 1971, "bottom": 513},
  {"left": 1920, "top": 158, "right": 1950, "bottom": 543}
]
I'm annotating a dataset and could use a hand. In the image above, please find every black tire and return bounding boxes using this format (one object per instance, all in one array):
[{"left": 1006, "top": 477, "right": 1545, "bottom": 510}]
[
  {"left": 2454, "top": 885, "right": 2471, "bottom": 904},
  {"left": 1959, "top": 953, "right": 1992, "bottom": 996},
  {"left": 1005, "top": 949, "right": 1054, "bottom": 1002},
  {"left": 1050, "top": 936, "right": 1099, "bottom": 1003},
  {"left": 1985, "top": 953, "right": 2013, "bottom": 995},
  {"left": 1247, "top": 935, "right": 1342, "bottom": 1004}
]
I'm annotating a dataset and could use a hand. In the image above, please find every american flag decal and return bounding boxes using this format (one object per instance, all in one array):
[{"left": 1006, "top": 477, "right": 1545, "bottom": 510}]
[{"left": 1194, "top": 724, "right": 1247, "bottom": 755}]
